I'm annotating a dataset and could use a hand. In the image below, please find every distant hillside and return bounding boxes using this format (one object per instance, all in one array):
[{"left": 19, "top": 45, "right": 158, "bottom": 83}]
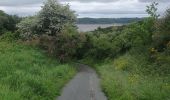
[{"left": 77, "top": 18, "right": 143, "bottom": 24}]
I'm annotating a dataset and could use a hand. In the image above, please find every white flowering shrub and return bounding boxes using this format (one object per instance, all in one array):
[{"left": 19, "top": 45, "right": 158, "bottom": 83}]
[
  {"left": 37, "top": 0, "right": 77, "bottom": 36},
  {"left": 17, "top": 16, "right": 38, "bottom": 40},
  {"left": 18, "top": 0, "right": 77, "bottom": 38}
]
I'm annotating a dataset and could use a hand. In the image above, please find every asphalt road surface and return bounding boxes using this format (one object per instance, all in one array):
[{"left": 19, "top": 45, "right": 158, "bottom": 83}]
[{"left": 57, "top": 64, "right": 107, "bottom": 100}]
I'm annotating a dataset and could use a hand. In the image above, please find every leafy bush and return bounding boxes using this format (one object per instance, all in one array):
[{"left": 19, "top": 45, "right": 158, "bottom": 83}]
[
  {"left": 38, "top": 25, "right": 86, "bottom": 62},
  {"left": 37, "top": 0, "right": 76, "bottom": 36},
  {"left": 0, "top": 10, "right": 21, "bottom": 34},
  {"left": 17, "top": 16, "right": 39, "bottom": 40},
  {"left": 17, "top": 0, "right": 79, "bottom": 62},
  {"left": 81, "top": 19, "right": 153, "bottom": 60},
  {"left": 114, "top": 54, "right": 133, "bottom": 71},
  {"left": 0, "top": 32, "right": 20, "bottom": 42},
  {"left": 152, "top": 8, "right": 170, "bottom": 51}
]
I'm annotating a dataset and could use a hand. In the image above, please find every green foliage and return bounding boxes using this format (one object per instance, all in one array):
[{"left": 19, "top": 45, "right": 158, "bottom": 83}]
[
  {"left": 0, "top": 32, "right": 20, "bottom": 42},
  {"left": 79, "top": 26, "right": 128, "bottom": 59},
  {"left": 17, "top": 0, "right": 78, "bottom": 62},
  {"left": 120, "top": 19, "right": 153, "bottom": 47},
  {"left": 17, "top": 16, "right": 39, "bottom": 40},
  {"left": 80, "top": 3, "right": 170, "bottom": 100},
  {"left": 0, "top": 10, "right": 8, "bottom": 34},
  {"left": 161, "top": 9, "right": 170, "bottom": 31},
  {"left": 113, "top": 54, "right": 135, "bottom": 71},
  {"left": 96, "top": 61, "right": 170, "bottom": 100},
  {"left": 88, "top": 33, "right": 114, "bottom": 59},
  {"left": 0, "top": 1, "right": 170, "bottom": 100},
  {"left": 152, "top": 8, "right": 170, "bottom": 51},
  {"left": 0, "top": 10, "right": 21, "bottom": 34},
  {"left": 37, "top": 0, "right": 76, "bottom": 36},
  {"left": 4, "top": 15, "right": 21, "bottom": 32},
  {"left": 84, "top": 46, "right": 170, "bottom": 100},
  {"left": 146, "top": 2, "right": 160, "bottom": 20},
  {"left": 39, "top": 30, "right": 86, "bottom": 62},
  {"left": 18, "top": 0, "right": 77, "bottom": 37},
  {"left": 0, "top": 41, "right": 76, "bottom": 100},
  {"left": 81, "top": 19, "right": 154, "bottom": 60}
]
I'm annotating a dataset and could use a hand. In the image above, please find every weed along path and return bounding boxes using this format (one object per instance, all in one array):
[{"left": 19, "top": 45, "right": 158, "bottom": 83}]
[{"left": 57, "top": 64, "right": 107, "bottom": 100}]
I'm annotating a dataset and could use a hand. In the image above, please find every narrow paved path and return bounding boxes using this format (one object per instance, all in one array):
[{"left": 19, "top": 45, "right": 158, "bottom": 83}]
[{"left": 57, "top": 64, "right": 107, "bottom": 100}]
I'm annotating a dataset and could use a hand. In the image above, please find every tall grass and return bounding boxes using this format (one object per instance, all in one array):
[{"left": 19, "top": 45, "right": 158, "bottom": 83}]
[
  {"left": 0, "top": 41, "right": 76, "bottom": 100},
  {"left": 94, "top": 52, "right": 170, "bottom": 100}
]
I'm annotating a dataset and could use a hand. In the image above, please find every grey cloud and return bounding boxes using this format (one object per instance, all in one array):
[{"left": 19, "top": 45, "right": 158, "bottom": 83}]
[
  {"left": 0, "top": 0, "right": 44, "bottom": 6},
  {"left": 0, "top": 0, "right": 119, "bottom": 6},
  {"left": 59, "top": 0, "right": 119, "bottom": 2},
  {"left": 0, "top": 5, "right": 41, "bottom": 16},
  {"left": 138, "top": 0, "right": 170, "bottom": 3},
  {"left": 0, "top": 0, "right": 169, "bottom": 18}
]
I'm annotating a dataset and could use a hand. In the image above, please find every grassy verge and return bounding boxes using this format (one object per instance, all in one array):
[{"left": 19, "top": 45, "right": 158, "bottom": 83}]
[
  {"left": 97, "top": 64, "right": 170, "bottom": 100},
  {"left": 83, "top": 52, "right": 170, "bottom": 100},
  {"left": 0, "top": 41, "right": 76, "bottom": 100}
]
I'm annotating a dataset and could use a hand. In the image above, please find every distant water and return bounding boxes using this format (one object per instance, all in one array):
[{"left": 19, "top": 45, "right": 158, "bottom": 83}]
[{"left": 77, "top": 24, "right": 123, "bottom": 32}]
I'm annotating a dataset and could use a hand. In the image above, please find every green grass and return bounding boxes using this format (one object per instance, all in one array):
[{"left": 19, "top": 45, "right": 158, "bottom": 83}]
[
  {"left": 0, "top": 41, "right": 76, "bottom": 100},
  {"left": 92, "top": 53, "right": 170, "bottom": 100}
]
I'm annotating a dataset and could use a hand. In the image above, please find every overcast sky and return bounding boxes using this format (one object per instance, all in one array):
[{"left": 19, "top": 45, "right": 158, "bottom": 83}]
[{"left": 0, "top": 0, "right": 169, "bottom": 18}]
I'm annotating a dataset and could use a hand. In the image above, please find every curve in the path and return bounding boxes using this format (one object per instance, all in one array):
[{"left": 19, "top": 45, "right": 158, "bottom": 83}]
[{"left": 57, "top": 64, "right": 107, "bottom": 100}]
